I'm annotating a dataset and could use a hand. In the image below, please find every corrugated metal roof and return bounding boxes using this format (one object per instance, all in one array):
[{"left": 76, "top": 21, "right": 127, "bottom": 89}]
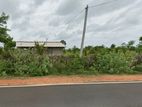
[{"left": 16, "top": 41, "right": 66, "bottom": 48}]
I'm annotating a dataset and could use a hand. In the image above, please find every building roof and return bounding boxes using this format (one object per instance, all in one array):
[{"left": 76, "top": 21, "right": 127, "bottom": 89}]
[{"left": 16, "top": 41, "right": 66, "bottom": 48}]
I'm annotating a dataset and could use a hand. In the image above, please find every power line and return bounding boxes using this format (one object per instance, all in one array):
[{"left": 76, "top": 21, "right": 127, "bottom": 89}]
[
  {"left": 55, "top": 8, "right": 85, "bottom": 36},
  {"left": 66, "top": 0, "right": 121, "bottom": 25},
  {"left": 55, "top": 0, "right": 121, "bottom": 40},
  {"left": 57, "top": 0, "right": 119, "bottom": 36},
  {"left": 65, "top": 8, "right": 84, "bottom": 25},
  {"left": 89, "top": 0, "right": 120, "bottom": 8}
]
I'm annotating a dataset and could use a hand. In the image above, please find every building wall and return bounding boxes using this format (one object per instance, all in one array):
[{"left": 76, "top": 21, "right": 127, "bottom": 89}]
[
  {"left": 17, "top": 47, "right": 64, "bottom": 56},
  {"left": 47, "top": 47, "right": 64, "bottom": 56}
]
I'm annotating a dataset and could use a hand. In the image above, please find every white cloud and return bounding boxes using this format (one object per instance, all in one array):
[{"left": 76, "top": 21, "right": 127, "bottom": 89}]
[{"left": 0, "top": 0, "right": 142, "bottom": 48}]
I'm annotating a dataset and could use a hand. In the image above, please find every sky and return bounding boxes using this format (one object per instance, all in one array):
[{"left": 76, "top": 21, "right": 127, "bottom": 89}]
[{"left": 0, "top": 0, "right": 142, "bottom": 48}]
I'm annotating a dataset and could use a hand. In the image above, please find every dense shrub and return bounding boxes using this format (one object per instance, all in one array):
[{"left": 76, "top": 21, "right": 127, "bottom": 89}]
[
  {"left": 0, "top": 49, "right": 51, "bottom": 76},
  {"left": 0, "top": 50, "right": 15, "bottom": 76},
  {"left": 133, "top": 64, "right": 142, "bottom": 72},
  {"left": 48, "top": 55, "right": 97, "bottom": 75},
  {"left": 0, "top": 48, "right": 140, "bottom": 76},
  {"left": 94, "top": 51, "right": 136, "bottom": 74},
  {"left": 131, "top": 54, "right": 142, "bottom": 67},
  {"left": 0, "top": 59, "right": 8, "bottom": 76},
  {"left": 13, "top": 49, "right": 51, "bottom": 76},
  {"left": 49, "top": 56, "right": 83, "bottom": 75},
  {"left": 131, "top": 54, "right": 142, "bottom": 72}
]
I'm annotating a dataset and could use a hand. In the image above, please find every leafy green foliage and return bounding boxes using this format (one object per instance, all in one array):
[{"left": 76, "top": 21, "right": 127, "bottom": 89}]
[
  {"left": 35, "top": 41, "right": 45, "bottom": 55},
  {"left": 110, "top": 44, "right": 116, "bottom": 49},
  {"left": 13, "top": 49, "right": 51, "bottom": 76},
  {"left": 133, "top": 64, "right": 142, "bottom": 72},
  {"left": 0, "top": 13, "right": 15, "bottom": 49},
  {"left": 0, "top": 49, "right": 51, "bottom": 76},
  {"left": 48, "top": 55, "right": 97, "bottom": 75},
  {"left": 95, "top": 51, "right": 135, "bottom": 74}
]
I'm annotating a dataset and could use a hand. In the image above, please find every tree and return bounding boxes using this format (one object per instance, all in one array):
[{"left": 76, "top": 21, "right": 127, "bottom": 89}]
[
  {"left": 110, "top": 44, "right": 116, "bottom": 49},
  {"left": 121, "top": 42, "right": 127, "bottom": 47},
  {"left": 60, "top": 40, "right": 66, "bottom": 45},
  {"left": 127, "top": 40, "right": 135, "bottom": 48},
  {"left": 139, "top": 36, "right": 142, "bottom": 42},
  {"left": 84, "top": 46, "right": 94, "bottom": 55},
  {"left": 137, "top": 36, "right": 142, "bottom": 53},
  {"left": 0, "top": 12, "right": 15, "bottom": 49},
  {"left": 138, "top": 36, "right": 142, "bottom": 46},
  {"left": 126, "top": 40, "right": 135, "bottom": 51}
]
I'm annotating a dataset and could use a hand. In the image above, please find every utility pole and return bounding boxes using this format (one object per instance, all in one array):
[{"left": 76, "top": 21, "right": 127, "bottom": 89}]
[{"left": 80, "top": 5, "right": 88, "bottom": 58}]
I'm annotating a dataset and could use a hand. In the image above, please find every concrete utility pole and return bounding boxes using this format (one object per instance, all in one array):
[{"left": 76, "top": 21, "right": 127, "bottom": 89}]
[{"left": 80, "top": 5, "right": 88, "bottom": 58}]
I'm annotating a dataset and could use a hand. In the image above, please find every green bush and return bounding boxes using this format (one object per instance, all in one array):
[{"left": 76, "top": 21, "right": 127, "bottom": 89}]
[
  {"left": 0, "top": 59, "right": 7, "bottom": 76},
  {"left": 0, "top": 59, "right": 15, "bottom": 76},
  {"left": 0, "top": 49, "right": 51, "bottom": 76},
  {"left": 133, "top": 64, "right": 142, "bottom": 72},
  {"left": 48, "top": 55, "right": 97, "bottom": 75},
  {"left": 49, "top": 56, "right": 84, "bottom": 75},
  {"left": 0, "top": 48, "right": 139, "bottom": 76},
  {"left": 13, "top": 49, "right": 51, "bottom": 76},
  {"left": 0, "top": 50, "right": 15, "bottom": 76},
  {"left": 95, "top": 51, "right": 135, "bottom": 74}
]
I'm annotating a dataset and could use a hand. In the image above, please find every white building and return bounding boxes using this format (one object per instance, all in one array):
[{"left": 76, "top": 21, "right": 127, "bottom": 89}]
[{"left": 16, "top": 41, "right": 66, "bottom": 56}]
